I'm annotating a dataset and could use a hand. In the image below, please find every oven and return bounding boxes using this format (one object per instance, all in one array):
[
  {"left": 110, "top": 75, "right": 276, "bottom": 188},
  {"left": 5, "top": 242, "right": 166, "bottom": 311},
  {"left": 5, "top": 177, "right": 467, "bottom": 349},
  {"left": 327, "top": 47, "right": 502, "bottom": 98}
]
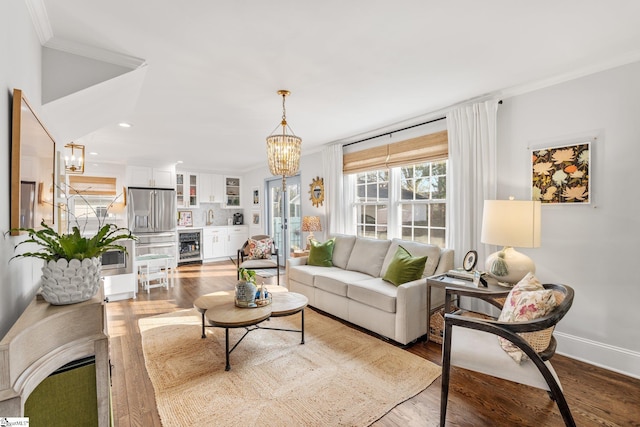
[
  {"left": 101, "top": 239, "right": 134, "bottom": 276},
  {"left": 178, "top": 229, "right": 202, "bottom": 264}
]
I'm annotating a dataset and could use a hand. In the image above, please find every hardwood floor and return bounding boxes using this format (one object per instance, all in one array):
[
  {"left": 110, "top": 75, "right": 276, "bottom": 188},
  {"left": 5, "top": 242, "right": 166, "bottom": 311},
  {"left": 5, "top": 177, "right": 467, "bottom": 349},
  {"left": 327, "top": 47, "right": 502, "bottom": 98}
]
[{"left": 107, "top": 261, "right": 640, "bottom": 426}]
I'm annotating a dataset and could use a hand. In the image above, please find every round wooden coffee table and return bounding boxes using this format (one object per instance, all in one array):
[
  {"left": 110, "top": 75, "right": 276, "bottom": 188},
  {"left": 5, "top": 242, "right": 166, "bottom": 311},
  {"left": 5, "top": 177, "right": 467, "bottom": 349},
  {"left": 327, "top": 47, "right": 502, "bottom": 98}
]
[{"left": 193, "top": 289, "right": 308, "bottom": 371}]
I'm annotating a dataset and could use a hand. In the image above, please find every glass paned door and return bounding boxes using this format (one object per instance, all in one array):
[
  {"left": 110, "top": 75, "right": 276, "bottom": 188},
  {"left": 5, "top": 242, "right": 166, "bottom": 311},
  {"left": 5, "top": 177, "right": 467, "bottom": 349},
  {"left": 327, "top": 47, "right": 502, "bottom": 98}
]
[{"left": 267, "top": 176, "right": 301, "bottom": 265}]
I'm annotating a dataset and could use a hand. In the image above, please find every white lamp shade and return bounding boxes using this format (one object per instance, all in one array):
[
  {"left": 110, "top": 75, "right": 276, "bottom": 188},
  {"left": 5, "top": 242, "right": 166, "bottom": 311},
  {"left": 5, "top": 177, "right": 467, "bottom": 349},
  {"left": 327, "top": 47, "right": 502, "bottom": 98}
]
[{"left": 481, "top": 200, "right": 541, "bottom": 248}]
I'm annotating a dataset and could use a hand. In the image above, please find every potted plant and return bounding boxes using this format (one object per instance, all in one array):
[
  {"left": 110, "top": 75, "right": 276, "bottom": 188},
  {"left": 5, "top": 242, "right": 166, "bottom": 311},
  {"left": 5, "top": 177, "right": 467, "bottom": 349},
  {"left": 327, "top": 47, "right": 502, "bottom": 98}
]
[
  {"left": 9, "top": 187, "right": 134, "bottom": 305},
  {"left": 235, "top": 268, "right": 258, "bottom": 308},
  {"left": 10, "top": 220, "right": 134, "bottom": 305}
]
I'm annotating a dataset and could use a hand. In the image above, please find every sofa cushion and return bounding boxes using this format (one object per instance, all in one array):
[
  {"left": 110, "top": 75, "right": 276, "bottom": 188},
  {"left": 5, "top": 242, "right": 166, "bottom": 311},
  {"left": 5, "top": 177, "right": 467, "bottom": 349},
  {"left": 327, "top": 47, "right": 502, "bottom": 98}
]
[
  {"left": 314, "top": 269, "right": 373, "bottom": 296},
  {"left": 308, "top": 238, "right": 335, "bottom": 267},
  {"left": 346, "top": 237, "right": 391, "bottom": 277},
  {"left": 331, "top": 234, "right": 357, "bottom": 269},
  {"left": 382, "top": 245, "right": 427, "bottom": 286},
  {"left": 381, "top": 239, "right": 442, "bottom": 277},
  {"left": 288, "top": 265, "right": 336, "bottom": 287},
  {"left": 348, "top": 278, "right": 398, "bottom": 313}
]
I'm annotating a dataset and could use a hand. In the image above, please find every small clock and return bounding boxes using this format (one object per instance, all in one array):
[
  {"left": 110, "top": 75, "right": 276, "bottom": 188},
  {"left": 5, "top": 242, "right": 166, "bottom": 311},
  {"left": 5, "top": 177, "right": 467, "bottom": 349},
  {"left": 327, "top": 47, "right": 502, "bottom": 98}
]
[{"left": 463, "top": 250, "right": 478, "bottom": 272}]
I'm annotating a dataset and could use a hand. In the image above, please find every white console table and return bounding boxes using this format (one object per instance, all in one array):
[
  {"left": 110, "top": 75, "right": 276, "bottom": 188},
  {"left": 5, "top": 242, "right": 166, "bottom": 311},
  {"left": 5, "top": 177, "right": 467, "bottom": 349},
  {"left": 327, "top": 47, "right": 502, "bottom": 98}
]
[{"left": 0, "top": 293, "right": 110, "bottom": 425}]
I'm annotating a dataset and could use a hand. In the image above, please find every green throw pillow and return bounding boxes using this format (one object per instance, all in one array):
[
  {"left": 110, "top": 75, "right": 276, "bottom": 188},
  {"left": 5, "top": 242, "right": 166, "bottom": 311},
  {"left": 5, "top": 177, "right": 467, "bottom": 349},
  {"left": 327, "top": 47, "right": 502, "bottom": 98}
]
[
  {"left": 382, "top": 245, "right": 427, "bottom": 286},
  {"left": 307, "top": 238, "right": 335, "bottom": 267}
]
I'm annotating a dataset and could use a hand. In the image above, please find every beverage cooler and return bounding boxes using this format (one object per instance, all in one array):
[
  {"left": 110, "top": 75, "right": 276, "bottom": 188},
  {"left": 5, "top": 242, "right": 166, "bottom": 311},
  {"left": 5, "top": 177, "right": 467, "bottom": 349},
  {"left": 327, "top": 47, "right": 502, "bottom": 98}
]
[{"left": 179, "top": 229, "right": 202, "bottom": 264}]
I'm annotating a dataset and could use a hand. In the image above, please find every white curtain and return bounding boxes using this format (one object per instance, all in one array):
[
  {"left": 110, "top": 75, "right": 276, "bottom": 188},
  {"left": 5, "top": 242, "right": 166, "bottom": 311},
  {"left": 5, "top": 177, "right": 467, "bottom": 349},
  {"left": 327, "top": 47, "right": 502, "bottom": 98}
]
[
  {"left": 446, "top": 100, "right": 500, "bottom": 269},
  {"left": 322, "top": 144, "right": 351, "bottom": 235}
]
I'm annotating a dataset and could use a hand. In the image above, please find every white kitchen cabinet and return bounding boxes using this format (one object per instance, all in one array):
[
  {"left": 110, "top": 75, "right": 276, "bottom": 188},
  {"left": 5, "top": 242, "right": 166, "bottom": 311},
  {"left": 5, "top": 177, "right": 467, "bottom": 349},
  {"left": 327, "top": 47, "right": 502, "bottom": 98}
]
[
  {"left": 202, "top": 227, "right": 228, "bottom": 261},
  {"left": 227, "top": 225, "right": 249, "bottom": 257},
  {"left": 224, "top": 176, "right": 242, "bottom": 208},
  {"left": 103, "top": 273, "right": 136, "bottom": 301},
  {"left": 127, "top": 165, "right": 175, "bottom": 188},
  {"left": 199, "top": 173, "right": 224, "bottom": 203},
  {"left": 176, "top": 172, "right": 199, "bottom": 208}
]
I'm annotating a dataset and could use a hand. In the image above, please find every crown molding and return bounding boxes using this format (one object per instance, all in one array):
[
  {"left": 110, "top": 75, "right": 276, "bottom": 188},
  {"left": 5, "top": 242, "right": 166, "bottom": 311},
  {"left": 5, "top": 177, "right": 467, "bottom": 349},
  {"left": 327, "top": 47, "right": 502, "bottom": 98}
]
[
  {"left": 499, "top": 50, "right": 640, "bottom": 99},
  {"left": 44, "top": 37, "right": 146, "bottom": 69},
  {"left": 25, "top": 0, "right": 54, "bottom": 44}
]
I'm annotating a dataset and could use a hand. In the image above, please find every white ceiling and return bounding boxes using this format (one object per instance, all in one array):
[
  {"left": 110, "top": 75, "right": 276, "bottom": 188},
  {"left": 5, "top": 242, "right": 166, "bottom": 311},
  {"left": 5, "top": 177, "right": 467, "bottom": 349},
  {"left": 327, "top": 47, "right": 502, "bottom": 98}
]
[{"left": 38, "top": 0, "right": 640, "bottom": 174}]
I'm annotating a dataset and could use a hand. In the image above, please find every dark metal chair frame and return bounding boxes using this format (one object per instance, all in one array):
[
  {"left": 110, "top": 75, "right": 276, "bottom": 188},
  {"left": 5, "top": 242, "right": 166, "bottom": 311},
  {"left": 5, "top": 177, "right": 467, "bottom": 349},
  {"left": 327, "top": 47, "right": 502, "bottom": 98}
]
[{"left": 440, "top": 283, "right": 576, "bottom": 427}]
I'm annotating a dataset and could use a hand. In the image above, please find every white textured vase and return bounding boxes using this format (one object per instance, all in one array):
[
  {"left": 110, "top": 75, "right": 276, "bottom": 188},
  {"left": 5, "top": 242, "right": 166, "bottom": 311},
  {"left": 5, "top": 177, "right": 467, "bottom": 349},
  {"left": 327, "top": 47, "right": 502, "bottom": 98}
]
[{"left": 40, "top": 257, "right": 102, "bottom": 305}]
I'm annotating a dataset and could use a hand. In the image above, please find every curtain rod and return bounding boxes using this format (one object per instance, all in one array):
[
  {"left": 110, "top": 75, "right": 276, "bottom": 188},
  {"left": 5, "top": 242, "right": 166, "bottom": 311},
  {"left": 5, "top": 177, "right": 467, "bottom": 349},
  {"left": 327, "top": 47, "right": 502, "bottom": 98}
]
[
  {"left": 342, "top": 116, "right": 446, "bottom": 148},
  {"left": 342, "top": 99, "right": 503, "bottom": 148}
]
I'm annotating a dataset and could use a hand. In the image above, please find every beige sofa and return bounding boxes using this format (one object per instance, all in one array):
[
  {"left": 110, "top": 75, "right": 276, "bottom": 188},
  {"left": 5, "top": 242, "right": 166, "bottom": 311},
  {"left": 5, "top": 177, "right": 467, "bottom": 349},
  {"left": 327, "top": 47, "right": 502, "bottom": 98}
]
[{"left": 286, "top": 235, "right": 454, "bottom": 345}]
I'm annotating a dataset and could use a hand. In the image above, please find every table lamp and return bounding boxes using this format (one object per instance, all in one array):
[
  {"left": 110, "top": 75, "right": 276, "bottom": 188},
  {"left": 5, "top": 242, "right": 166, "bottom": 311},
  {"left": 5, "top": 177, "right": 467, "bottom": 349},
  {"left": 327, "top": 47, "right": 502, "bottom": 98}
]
[
  {"left": 301, "top": 216, "right": 321, "bottom": 249},
  {"left": 481, "top": 198, "right": 541, "bottom": 284}
]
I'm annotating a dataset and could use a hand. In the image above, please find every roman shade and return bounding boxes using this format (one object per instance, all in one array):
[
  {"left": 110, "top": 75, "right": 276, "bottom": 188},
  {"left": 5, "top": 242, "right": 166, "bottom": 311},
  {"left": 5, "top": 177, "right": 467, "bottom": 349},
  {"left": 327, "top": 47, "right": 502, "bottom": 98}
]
[
  {"left": 343, "top": 130, "right": 448, "bottom": 174},
  {"left": 68, "top": 176, "right": 117, "bottom": 196}
]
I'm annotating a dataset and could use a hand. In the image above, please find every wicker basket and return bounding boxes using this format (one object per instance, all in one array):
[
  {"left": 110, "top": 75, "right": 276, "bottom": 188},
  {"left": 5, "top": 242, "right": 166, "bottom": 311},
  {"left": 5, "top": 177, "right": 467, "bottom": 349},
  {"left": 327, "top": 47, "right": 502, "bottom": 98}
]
[
  {"left": 428, "top": 305, "right": 459, "bottom": 344},
  {"left": 429, "top": 306, "right": 494, "bottom": 344}
]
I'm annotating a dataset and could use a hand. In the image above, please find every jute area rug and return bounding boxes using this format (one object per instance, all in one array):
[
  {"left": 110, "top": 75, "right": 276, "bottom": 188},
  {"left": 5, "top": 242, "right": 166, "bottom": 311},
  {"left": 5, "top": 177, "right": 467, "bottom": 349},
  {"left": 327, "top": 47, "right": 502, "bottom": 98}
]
[{"left": 139, "top": 308, "right": 441, "bottom": 427}]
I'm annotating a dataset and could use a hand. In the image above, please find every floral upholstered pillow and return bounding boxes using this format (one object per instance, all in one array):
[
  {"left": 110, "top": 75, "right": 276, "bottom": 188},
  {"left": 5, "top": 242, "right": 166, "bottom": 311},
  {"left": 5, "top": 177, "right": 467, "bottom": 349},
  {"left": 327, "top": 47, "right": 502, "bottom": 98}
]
[
  {"left": 498, "top": 272, "right": 557, "bottom": 363},
  {"left": 247, "top": 238, "right": 272, "bottom": 260}
]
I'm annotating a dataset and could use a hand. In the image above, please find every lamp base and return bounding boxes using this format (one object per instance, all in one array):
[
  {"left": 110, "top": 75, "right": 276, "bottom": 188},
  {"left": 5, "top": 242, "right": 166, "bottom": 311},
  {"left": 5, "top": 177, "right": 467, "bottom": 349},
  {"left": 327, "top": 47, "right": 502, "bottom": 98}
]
[
  {"left": 485, "top": 246, "right": 535, "bottom": 285},
  {"left": 305, "top": 232, "right": 315, "bottom": 250}
]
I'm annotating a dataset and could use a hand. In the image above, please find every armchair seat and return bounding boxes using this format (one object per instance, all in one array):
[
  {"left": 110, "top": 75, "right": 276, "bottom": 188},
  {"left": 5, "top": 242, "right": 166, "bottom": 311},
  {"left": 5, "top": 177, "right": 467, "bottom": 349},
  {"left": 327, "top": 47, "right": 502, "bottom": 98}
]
[{"left": 450, "top": 325, "right": 562, "bottom": 391}]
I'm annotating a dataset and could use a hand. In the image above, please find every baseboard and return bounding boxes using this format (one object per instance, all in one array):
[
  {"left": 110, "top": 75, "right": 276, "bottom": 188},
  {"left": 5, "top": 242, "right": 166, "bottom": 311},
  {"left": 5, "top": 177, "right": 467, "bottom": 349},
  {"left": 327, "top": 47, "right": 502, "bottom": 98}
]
[{"left": 555, "top": 332, "right": 640, "bottom": 380}]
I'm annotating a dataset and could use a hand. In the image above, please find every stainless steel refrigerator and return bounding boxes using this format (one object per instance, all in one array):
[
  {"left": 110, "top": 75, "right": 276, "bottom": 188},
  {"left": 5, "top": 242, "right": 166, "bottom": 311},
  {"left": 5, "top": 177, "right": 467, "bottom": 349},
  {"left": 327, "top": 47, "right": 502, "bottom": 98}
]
[{"left": 127, "top": 187, "right": 178, "bottom": 268}]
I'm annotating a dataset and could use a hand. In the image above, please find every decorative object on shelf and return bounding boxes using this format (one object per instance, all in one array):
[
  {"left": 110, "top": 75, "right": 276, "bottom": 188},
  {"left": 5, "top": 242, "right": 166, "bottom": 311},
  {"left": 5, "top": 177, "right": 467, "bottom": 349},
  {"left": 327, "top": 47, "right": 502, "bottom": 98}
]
[
  {"left": 252, "top": 187, "right": 260, "bottom": 206},
  {"left": 531, "top": 141, "right": 590, "bottom": 204},
  {"left": 481, "top": 198, "right": 541, "bottom": 285},
  {"left": 266, "top": 90, "right": 302, "bottom": 192},
  {"left": 9, "top": 216, "right": 134, "bottom": 305},
  {"left": 235, "top": 268, "right": 258, "bottom": 308},
  {"left": 309, "top": 176, "right": 325, "bottom": 207},
  {"left": 177, "top": 210, "right": 193, "bottom": 227},
  {"left": 462, "top": 250, "right": 478, "bottom": 271},
  {"left": 301, "top": 216, "right": 322, "bottom": 249},
  {"left": 64, "top": 142, "right": 85, "bottom": 174}
]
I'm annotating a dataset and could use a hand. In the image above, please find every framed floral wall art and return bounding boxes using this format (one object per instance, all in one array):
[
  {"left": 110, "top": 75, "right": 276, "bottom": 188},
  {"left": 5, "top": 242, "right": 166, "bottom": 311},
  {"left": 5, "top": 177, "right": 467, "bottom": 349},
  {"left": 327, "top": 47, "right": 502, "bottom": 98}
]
[{"left": 531, "top": 141, "right": 590, "bottom": 204}]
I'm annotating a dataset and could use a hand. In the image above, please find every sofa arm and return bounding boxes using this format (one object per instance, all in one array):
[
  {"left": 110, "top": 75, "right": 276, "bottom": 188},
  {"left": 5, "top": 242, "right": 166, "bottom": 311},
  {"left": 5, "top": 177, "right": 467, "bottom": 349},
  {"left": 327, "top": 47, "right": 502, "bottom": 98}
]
[
  {"left": 434, "top": 248, "right": 454, "bottom": 275},
  {"left": 394, "top": 278, "right": 428, "bottom": 345},
  {"left": 287, "top": 257, "right": 307, "bottom": 267}
]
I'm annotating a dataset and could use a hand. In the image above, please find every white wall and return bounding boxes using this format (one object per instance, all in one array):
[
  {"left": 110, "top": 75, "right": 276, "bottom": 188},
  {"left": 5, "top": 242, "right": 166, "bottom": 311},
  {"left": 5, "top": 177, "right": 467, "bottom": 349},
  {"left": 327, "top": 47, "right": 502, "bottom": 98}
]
[
  {"left": 0, "top": 0, "right": 48, "bottom": 338},
  {"left": 243, "top": 149, "right": 327, "bottom": 244},
  {"left": 498, "top": 61, "right": 640, "bottom": 377}
]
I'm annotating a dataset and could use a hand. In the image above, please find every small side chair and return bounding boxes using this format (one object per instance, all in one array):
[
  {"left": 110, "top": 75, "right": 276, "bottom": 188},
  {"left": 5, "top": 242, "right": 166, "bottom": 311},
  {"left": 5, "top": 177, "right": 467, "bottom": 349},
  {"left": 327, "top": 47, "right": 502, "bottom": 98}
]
[{"left": 236, "top": 235, "right": 280, "bottom": 286}]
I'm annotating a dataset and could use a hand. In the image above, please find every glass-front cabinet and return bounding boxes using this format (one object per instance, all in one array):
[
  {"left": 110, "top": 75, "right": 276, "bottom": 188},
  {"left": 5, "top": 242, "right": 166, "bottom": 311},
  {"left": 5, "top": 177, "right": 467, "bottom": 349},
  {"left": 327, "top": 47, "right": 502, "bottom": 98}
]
[
  {"left": 176, "top": 172, "right": 199, "bottom": 208},
  {"left": 224, "top": 176, "right": 241, "bottom": 208}
]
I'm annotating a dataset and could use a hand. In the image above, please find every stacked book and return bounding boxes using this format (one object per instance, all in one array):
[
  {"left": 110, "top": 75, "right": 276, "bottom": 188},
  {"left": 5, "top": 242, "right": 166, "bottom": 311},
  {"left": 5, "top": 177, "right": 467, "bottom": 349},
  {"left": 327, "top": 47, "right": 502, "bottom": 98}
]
[{"left": 446, "top": 268, "right": 476, "bottom": 281}]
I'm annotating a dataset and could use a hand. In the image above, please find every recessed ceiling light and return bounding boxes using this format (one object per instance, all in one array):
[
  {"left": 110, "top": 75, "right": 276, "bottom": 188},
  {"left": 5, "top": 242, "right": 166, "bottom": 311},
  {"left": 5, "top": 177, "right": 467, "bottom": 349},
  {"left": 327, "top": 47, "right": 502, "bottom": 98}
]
[
  {"left": 118, "top": 122, "right": 132, "bottom": 128},
  {"left": 177, "top": 160, "right": 184, "bottom": 164},
  {"left": 90, "top": 152, "right": 98, "bottom": 156}
]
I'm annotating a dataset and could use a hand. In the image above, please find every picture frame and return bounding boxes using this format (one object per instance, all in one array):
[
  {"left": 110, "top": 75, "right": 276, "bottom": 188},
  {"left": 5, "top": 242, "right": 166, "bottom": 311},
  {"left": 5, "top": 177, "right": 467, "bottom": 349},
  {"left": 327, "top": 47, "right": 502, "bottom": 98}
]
[
  {"left": 531, "top": 141, "right": 590, "bottom": 204},
  {"left": 252, "top": 187, "right": 260, "bottom": 206},
  {"left": 251, "top": 211, "right": 260, "bottom": 226},
  {"left": 463, "top": 250, "right": 478, "bottom": 272},
  {"left": 178, "top": 210, "right": 193, "bottom": 227}
]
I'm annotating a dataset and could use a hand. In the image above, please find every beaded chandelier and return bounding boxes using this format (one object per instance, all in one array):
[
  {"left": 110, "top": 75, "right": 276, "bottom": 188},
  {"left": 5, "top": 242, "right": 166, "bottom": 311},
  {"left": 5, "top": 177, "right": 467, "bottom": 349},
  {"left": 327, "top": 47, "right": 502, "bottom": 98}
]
[{"left": 266, "top": 90, "right": 301, "bottom": 189}]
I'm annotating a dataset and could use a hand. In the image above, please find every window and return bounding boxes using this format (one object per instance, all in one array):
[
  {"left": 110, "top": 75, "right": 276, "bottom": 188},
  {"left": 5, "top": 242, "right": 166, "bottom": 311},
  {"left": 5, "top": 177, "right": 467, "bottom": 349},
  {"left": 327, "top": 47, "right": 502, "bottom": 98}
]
[
  {"left": 399, "top": 161, "right": 446, "bottom": 246},
  {"left": 352, "top": 160, "right": 447, "bottom": 247},
  {"left": 355, "top": 171, "right": 389, "bottom": 239}
]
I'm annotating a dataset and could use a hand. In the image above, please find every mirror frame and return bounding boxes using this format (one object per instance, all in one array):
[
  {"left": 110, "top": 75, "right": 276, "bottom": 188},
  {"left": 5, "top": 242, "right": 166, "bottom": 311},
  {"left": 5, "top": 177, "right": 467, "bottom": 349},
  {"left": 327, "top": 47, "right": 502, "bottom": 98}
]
[{"left": 11, "top": 88, "right": 56, "bottom": 235}]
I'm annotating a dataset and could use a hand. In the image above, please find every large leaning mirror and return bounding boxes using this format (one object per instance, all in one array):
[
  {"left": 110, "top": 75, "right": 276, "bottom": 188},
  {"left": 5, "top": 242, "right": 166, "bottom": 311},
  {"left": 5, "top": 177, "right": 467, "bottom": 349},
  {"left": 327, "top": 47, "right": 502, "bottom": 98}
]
[{"left": 11, "top": 88, "right": 56, "bottom": 235}]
